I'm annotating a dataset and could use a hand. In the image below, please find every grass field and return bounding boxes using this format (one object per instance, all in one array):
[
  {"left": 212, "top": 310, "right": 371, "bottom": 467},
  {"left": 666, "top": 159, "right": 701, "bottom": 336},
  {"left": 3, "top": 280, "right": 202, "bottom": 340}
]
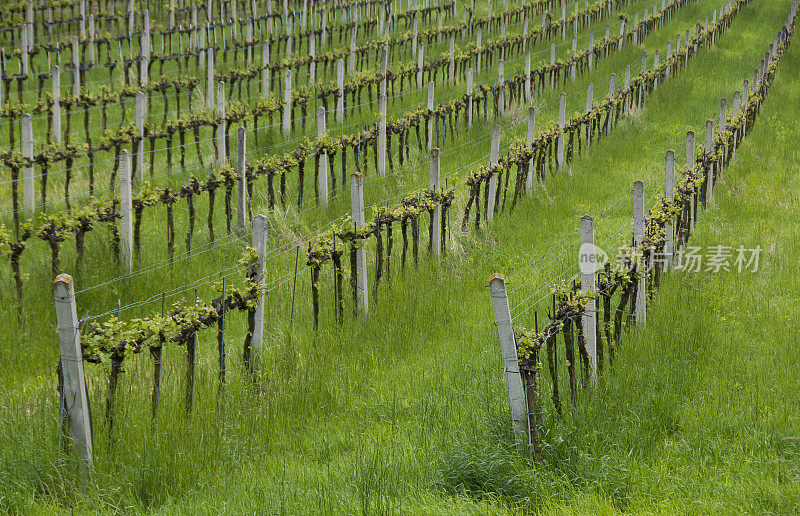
[{"left": 1, "top": 0, "right": 799, "bottom": 512}]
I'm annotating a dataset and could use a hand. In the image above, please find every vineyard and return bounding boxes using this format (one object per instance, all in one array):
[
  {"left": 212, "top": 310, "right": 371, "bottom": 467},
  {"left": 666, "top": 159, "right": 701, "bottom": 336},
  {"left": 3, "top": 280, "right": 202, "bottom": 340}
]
[{"left": 1, "top": 0, "right": 799, "bottom": 512}]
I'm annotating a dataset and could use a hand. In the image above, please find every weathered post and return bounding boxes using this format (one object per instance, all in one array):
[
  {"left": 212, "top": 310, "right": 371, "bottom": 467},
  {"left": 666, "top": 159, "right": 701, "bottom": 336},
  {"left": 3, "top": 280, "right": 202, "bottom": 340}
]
[
  {"left": 476, "top": 28, "right": 482, "bottom": 71},
  {"left": 526, "top": 107, "right": 536, "bottom": 195},
  {"left": 487, "top": 274, "right": 529, "bottom": 445},
  {"left": 282, "top": 70, "right": 292, "bottom": 136},
  {"left": 579, "top": 215, "right": 597, "bottom": 384},
  {"left": 718, "top": 97, "right": 727, "bottom": 169},
  {"left": 557, "top": 93, "right": 566, "bottom": 169},
  {"left": 237, "top": 127, "right": 247, "bottom": 230},
  {"left": 350, "top": 173, "right": 369, "bottom": 314},
  {"left": 216, "top": 82, "right": 226, "bottom": 163},
  {"left": 588, "top": 30, "right": 594, "bottom": 70},
  {"left": 487, "top": 124, "right": 501, "bottom": 222},
  {"left": 571, "top": 36, "right": 577, "bottom": 82},
  {"left": 549, "top": 44, "right": 555, "bottom": 88},
  {"left": 318, "top": 107, "right": 329, "bottom": 206},
  {"left": 54, "top": 274, "right": 94, "bottom": 476},
  {"left": 135, "top": 91, "right": 147, "bottom": 179},
  {"left": 664, "top": 149, "right": 675, "bottom": 267},
  {"left": 430, "top": 148, "right": 441, "bottom": 258},
  {"left": 120, "top": 150, "right": 133, "bottom": 269},
  {"left": 633, "top": 180, "right": 646, "bottom": 325},
  {"left": 22, "top": 114, "right": 35, "bottom": 214}
]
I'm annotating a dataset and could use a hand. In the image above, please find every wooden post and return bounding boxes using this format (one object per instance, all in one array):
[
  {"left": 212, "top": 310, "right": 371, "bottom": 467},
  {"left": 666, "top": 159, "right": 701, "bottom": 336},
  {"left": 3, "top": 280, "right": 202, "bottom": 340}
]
[
  {"left": 282, "top": 70, "right": 292, "bottom": 136},
  {"left": 54, "top": 274, "right": 93, "bottom": 475},
  {"left": 557, "top": 93, "right": 566, "bottom": 169},
  {"left": 120, "top": 150, "right": 133, "bottom": 269},
  {"left": 549, "top": 44, "right": 555, "bottom": 88},
  {"left": 417, "top": 43, "right": 424, "bottom": 89},
  {"left": 487, "top": 274, "right": 528, "bottom": 445},
  {"left": 579, "top": 215, "right": 597, "bottom": 385},
  {"left": 318, "top": 107, "right": 329, "bottom": 206},
  {"left": 664, "top": 149, "right": 675, "bottom": 268},
  {"left": 53, "top": 66, "right": 62, "bottom": 147},
  {"left": 207, "top": 48, "right": 215, "bottom": 108},
  {"left": 22, "top": 113, "right": 34, "bottom": 214},
  {"left": 135, "top": 92, "right": 146, "bottom": 178},
  {"left": 251, "top": 214, "right": 268, "bottom": 363},
  {"left": 705, "top": 119, "right": 714, "bottom": 204},
  {"left": 633, "top": 180, "right": 646, "bottom": 326},
  {"left": 378, "top": 94, "right": 387, "bottom": 176},
  {"left": 261, "top": 43, "right": 269, "bottom": 98},
  {"left": 467, "top": 68, "right": 474, "bottom": 128},
  {"left": 487, "top": 125, "right": 501, "bottom": 222},
  {"left": 589, "top": 30, "right": 594, "bottom": 70},
  {"left": 350, "top": 173, "right": 369, "bottom": 315},
  {"left": 526, "top": 107, "right": 536, "bottom": 195},
  {"left": 213, "top": 82, "right": 225, "bottom": 165},
  {"left": 426, "top": 81, "right": 435, "bottom": 149},
  {"left": 336, "top": 59, "right": 344, "bottom": 122},
  {"left": 236, "top": 127, "right": 247, "bottom": 230}
]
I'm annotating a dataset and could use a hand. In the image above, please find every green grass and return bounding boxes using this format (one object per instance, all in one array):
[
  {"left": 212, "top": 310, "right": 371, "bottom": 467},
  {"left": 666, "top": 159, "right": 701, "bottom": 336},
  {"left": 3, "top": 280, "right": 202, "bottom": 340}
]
[{"left": 1, "top": 0, "right": 799, "bottom": 512}]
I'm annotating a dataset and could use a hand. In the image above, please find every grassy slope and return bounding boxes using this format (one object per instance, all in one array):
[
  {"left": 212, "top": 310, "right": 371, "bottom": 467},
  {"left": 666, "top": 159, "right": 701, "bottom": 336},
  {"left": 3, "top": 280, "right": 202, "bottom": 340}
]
[{"left": 1, "top": 0, "right": 799, "bottom": 512}]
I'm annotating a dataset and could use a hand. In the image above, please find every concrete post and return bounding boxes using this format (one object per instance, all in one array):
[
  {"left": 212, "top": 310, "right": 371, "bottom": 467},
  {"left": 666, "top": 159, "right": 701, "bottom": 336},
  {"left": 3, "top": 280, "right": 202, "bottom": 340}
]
[
  {"left": 54, "top": 274, "right": 94, "bottom": 477},
  {"left": 350, "top": 173, "right": 369, "bottom": 314},
  {"left": 120, "top": 149, "right": 133, "bottom": 268},
  {"left": 557, "top": 92, "right": 566, "bottom": 169},
  {"left": 579, "top": 215, "right": 597, "bottom": 385}
]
